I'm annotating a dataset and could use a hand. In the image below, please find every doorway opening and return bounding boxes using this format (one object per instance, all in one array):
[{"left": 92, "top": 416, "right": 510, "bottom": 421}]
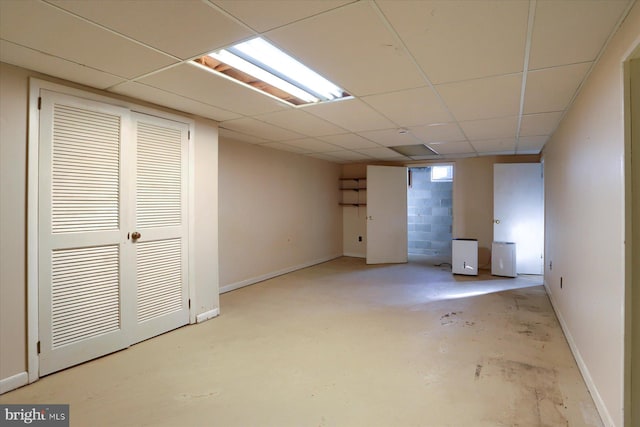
[{"left": 407, "top": 166, "right": 453, "bottom": 265}]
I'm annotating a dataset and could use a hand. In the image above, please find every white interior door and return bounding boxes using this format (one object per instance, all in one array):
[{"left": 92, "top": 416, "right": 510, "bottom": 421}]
[
  {"left": 130, "top": 113, "right": 189, "bottom": 344},
  {"left": 38, "top": 91, "right": 132, "bottom": 375},
  {"left": 493, "top": 163, "right": 544, "bottom": 274},
  {"left": 38, "top": 92, "right": 190, "bottom": 376},
  {"left": 366, "top": 165, "right": 408, "bottom": 264}
]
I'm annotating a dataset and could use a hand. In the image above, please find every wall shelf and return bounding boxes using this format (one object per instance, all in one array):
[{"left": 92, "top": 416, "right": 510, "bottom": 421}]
[{"left": 340, "top": 178, "right": 366, "bottom": 206}]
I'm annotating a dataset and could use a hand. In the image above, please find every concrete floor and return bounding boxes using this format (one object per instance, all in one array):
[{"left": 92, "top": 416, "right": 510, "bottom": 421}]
[{"left": 0, "top": 256, "right": 603, "bottom": 426}]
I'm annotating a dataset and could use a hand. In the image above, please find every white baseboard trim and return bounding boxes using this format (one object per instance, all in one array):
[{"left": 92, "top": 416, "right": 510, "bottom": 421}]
[
  {"left": 0, "top": 371, "right": 28, "bottom": 395},
  {"left": 343, "top": 252, "right": 365, "bottom": 258},
  {"left": 220, "top": 254, "right": 341, "bottom": 294},
  {"left": 543, "top": 281, "right": 613, "bottom": 427},
  {"left": 196, "top": 308, "right": 220, "bottom": 323}
]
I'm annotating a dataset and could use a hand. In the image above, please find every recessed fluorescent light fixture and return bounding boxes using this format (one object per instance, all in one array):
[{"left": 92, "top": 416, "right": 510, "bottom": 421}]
[{"left": 195, "top": 37, "right": 350, "bottom": 106}]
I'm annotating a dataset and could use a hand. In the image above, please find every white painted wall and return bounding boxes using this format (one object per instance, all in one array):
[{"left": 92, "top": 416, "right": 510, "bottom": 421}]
[
  {"left": 0, "top": 62, "right": 220, "bottom": 388},
  {"left": 542, "top": 4, "right": 640, "bottom": 426},
  {"left": 218, "top": 138, "right": 342, "bottom": 292},
  {"left": 0, "top": 63, "right": 28, "bottom": 386}
]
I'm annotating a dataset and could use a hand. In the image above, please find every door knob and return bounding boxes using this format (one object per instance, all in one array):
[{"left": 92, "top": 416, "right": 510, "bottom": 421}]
[
  {"left": 494, "top": 219, "right": 500, "bottom": 224},
  {"left": 131, "top": 231, "right": 141, "bottom": 240}
]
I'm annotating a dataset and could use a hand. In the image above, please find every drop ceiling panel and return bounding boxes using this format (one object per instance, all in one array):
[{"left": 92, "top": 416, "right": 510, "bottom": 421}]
[
  {"left": 305, "top": 98, "right": 395, "bottom": 132},
  {"left": 265, "top": 1, "right": 425, "bottom": 96},
  {"left": 0, "top": 40, "right": 125, "bottom": 89},
  {"left": 273, "top": 138, "right": 343, "bottom": 153},
  {"left": 317, "top": 134, "right": 380, "bottom": 150},
  {"left": 137, "top": 63, "right": 287, "bottom": 116},
  {"left": 322, "top": 150, "right": 374, "bottom": 161},
  {"left": 219, "top": 128, "right": 270, "bottom": 144},
  {"left": 213, "top": 0, "right": 352, "bottom": 33},
  {"left": 109, "top": 81, "right": 241, "bottom": 121},
  {"left": 255, "top": 109, "right": 346, "bottom": 137},
  {"left": 355, "top": 147, "right": 407, "bottom": 161},
  {"left": 459, "top": 116, "right": 518, "bottom": 141},
  {"left": 47, "top": 0, "right": 253, "bottom": 59},
  {"left": 428, "top": 141, "right": 476, "bottom": 155},
  {"left": 309, "top": 152, "right": 349, "bottom": 163},
  {"left": 357, "top": 129, "right": 422, "bottom": 147},
  {"left": 221, "top": 117, "right": 303, "bottom": 141},
  {"left": 524, "top": 62, "right": 591, "bottom": 114},
  {"left": 519, "top": 112, "right": 563, "bottom": 137},
  {"left": 529, "top": 0, "right": 630, "bottom": 70},
  {"left": 0, "top": 1, "right": 177, "bottom": 79},
  {"left": 470, "top": 138, "right": 516, "bottom": 154},
  {"left": 409, "top": 123, "right": 466, "bottom": 143},
  {"left": 517, "top": 135, "right": 547, "bottom": 154},
  {"left": 437, "top": 74, "right": 522, "bottom": 121},
  {"left": 379, "top": 0, "right": 529, "bottom": 84},
  {"left": 362, "top": 86, "right": 452, "bottom": 127}
]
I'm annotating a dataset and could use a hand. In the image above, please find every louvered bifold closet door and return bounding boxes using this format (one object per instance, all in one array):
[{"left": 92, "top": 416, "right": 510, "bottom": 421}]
[
  {"left": 130, "top": 113, "right": 189, "bottom": 344},
  {"left": 38, "top": 91, "right": 132, "bottom": 376}
]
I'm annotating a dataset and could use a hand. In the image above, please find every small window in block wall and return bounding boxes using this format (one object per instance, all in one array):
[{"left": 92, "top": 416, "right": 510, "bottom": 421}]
[{"left": 431, "top": 165, "right": 453, "bottom": 182}]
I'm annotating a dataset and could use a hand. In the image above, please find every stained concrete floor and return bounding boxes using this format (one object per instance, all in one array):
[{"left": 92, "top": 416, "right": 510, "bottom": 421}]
[{"left": 1, "top": 256, "right": 603, "bottom": 427}]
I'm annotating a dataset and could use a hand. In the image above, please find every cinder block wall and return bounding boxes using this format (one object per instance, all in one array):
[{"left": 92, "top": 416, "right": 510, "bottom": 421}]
[{"left": 407, "top": 167, "right": 452, "bottom": 258}]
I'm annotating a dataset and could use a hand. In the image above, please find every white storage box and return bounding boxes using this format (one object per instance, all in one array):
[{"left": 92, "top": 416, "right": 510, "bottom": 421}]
[
  {"left": 452, "top": 239, "right": 478, "bottom": 276},
  {"left": 492, "top": 241, "right": 516, "bottom": 277}
]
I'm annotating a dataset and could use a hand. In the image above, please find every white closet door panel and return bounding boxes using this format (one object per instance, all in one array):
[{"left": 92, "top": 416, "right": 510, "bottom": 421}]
[
  {"left": 136, "top": 239, "right": 182, "bottom": 323},
  {"left": 136, "top": 121, "right": 182, "bottom": 229},
  {"left": 131, "top": 113, "right": 189, "bottom": 343},
  {"left": 51, "top": 245, "right": 120, "bottom": 347},
  {"left": 39, "top": 91, "right": 131, "bottom": 376},
  {"left": 51, "top": 104, "right": 121, "bottom": 233}
]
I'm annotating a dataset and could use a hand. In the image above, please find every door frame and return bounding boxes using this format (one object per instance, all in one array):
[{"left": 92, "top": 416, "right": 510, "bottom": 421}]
[{"left": 26, "top": 78, "right": 196, "bottom": 383}]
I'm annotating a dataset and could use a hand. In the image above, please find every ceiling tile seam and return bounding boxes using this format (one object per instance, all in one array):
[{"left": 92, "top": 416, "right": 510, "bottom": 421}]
[
  {"left": 286, "top": 138, "right": 353, "bottom": 152},
  {"left": 514, "top": 0, "right": 537, "bottom": 153},
  {"left": 217, "top": 0, "right": 359, "bottom": 34},
  {"left": 352, "top": 129, "right": 423, "bottom": 148},
  {"left": 201, "top": 0, "right": 260, "bottom": 39},
  {"left": 39, "top": 0, "right": 183, "bottom": 61},
  {"left": 286, "top": 108, "right": 355, "bottom": 136},
  {"left": 226, "top": 115, "right": 351, "bottom": 144},
  {"left": 111, "top": 79, "right": 242, "bottom": 118},
  {"left": 359, "top": 84, "right": 430, "bottom": 100},
  {"left": 103, "top": 62, "right": 197, "bottom": 92},
  {"left": 0, "top": 38, "right": 129, "bottom": 83},
  {"left": 534, "top": 0, "right": 637, "bottom": 154},
  {"left": 458, "top": 114, "right": 520, "bottom": 124},
  {"left": 527, "top": 60, "right": 594, "bottom": 73},
  {"left": 369, "top": 0, "right": 479, "bottom": 157},
  {"left": 433, "top": 71, "right": 525, "bottom": 88},
  {"left": 357, "top": 98, "right": 415, "bottom": 131}
]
